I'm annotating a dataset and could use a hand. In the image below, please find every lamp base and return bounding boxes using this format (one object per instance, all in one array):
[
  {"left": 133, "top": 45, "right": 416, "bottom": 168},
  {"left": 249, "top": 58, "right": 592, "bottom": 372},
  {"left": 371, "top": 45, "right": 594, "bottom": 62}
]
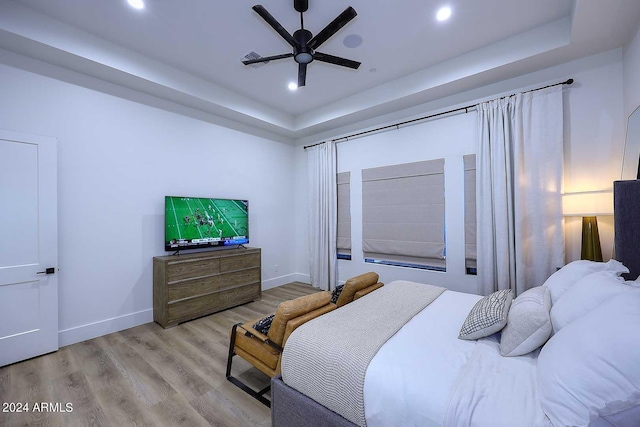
[{"left": 581, "top": 216, "right": 603, "bottom": 262}]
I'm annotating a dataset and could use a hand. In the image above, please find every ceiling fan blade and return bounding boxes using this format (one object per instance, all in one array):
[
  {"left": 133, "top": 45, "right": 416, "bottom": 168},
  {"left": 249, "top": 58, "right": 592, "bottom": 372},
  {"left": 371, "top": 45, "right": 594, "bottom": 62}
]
[
  {"left": 308, "top": 7, "right": 357, "bottom": 50},
  {"left": 298, "top": 63, "right": 307, "bottom": 87},
  {"left": 314, "top": 52, "right": 361, "bottom": 69},
  {"left": 242, "top": 53, "right": 293, "bottom": 65},
  {"left": 252, "top": 5, "right": 297, "bottom": 48}
]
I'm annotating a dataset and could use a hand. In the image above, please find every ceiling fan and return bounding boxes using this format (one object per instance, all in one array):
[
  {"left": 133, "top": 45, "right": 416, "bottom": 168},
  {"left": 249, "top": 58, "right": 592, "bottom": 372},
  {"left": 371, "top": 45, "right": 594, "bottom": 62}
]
[{"left": 242, "top": 0, "right": 361, "bottom": 87}]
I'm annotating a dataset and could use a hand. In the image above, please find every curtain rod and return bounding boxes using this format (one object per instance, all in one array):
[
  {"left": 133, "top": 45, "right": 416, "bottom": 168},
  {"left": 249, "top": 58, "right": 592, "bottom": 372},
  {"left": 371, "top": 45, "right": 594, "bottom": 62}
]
[{"left": 303, "top": 78, "right": 574, "bottom": 150}]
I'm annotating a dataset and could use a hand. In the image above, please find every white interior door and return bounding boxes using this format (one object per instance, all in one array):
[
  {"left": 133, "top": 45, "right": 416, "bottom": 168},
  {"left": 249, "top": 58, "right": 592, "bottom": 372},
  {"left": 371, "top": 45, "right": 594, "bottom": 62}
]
[{"left": 0, "top": 129, "right": 58, "bottom": 367}]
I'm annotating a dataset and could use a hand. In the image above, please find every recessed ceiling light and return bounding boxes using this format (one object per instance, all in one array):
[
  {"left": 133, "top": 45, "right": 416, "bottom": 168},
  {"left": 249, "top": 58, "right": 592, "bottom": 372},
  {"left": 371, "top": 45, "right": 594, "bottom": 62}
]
[
  {"left": 436, "top": 6, "right": 452, "bottom": 21},
  {"left": 288, "top": 82, "right": 298, "bottom": 91},
  {"left": 127, "top": 0, "right": 145, "bottom": 10}
]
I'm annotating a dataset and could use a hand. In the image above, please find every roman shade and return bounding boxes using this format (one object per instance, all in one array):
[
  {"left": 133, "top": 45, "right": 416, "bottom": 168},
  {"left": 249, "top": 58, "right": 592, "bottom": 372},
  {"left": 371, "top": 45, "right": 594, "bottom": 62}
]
[
  {"left": 362, "top": 158, "right": 445, "bottom": 268},
  {"left": 337, "top": 172, "right": 351, "bottom": 258},
  {"left": 464, "top": 154, "right": 477, "bottom": 271}
]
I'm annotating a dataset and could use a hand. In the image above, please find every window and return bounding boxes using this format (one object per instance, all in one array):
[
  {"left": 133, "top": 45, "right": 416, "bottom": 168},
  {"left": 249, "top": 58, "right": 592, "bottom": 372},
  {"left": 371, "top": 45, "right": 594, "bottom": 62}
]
[
  {"left": 362, "top": 158, "right": 446, "bottom": 270},
  {"left": 337, "top": 172, "right": 351, "bottom": 260},
  {"left": 464, "top": 154, "right": 477, "bottom": 275}
]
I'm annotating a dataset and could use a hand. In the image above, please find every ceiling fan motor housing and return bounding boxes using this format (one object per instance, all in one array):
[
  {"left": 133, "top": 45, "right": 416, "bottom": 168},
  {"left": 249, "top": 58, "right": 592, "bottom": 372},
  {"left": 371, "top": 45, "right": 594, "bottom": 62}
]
[
  {"left": 294, "top": 0, "right": 308, "bottom": 13},
  {"left": 294, "top": 29, "right": 313, "bottom": 64}
]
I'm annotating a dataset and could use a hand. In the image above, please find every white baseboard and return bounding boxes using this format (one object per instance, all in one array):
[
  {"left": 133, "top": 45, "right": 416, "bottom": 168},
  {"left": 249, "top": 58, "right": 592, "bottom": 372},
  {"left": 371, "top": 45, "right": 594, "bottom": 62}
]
[
  {"left": 262, "top": 273, "right": 307, "bottom": 290},
  {"left": 59, "top": 274, "right": 313, "bottom": 347},
  {"left": 292, "top": 273, "right": 311, "bottom": 284},
  {"left": 58, "top": 308, "right": 153, "bottom": 347},
  {"left": 278, "top": 274, "right": 339, "bottom": 287}
]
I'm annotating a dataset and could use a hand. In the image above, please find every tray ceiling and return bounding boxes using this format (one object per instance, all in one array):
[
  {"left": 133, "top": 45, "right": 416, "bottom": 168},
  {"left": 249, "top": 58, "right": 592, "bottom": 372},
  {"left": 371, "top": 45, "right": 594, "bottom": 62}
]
[{"left": 0, "top": 0, "right": 639, "bottom": 142}]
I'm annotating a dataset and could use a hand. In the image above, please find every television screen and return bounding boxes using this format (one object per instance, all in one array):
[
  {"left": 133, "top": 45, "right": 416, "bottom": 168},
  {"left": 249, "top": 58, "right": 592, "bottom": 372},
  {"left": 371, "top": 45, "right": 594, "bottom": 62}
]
[{"left": 165, "top": 196, "right": 249, "bottom": 251}]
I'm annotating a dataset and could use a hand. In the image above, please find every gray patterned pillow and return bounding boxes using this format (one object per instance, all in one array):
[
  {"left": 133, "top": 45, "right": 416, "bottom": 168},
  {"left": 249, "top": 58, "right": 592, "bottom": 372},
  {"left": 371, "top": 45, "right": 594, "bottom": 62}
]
[
  {"left": 331, "top": 284, "right": 344, "bottom": 304},
  {"left": 459, "top": 289, "right": 513, "bottom": 340},
  {"left": 252, "top": 314, "right": 275, "bottom": 335}
]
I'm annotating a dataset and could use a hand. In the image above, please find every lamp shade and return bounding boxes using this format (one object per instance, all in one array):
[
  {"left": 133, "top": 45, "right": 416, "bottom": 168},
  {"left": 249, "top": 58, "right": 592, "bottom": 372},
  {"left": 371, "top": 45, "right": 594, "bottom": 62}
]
[{"left": 562, "top": 191, "right": 614, "bottom": 217}]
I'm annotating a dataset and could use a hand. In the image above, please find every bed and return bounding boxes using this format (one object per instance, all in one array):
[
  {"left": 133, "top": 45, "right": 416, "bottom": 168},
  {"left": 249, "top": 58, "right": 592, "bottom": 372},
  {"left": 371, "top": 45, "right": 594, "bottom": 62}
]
[{"left": 271, "top": 180, "right": 640, "bottom": 427}]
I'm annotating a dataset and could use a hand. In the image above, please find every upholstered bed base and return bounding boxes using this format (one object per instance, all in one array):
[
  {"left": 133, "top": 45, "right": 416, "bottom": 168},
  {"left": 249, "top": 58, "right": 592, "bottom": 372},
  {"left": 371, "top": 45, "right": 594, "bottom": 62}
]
[
  {"left": 614, "top": 180, "right": 640, "bottom": 280},
  {"left": 271, "top": 375, "right": 357, "bottom": 427}
]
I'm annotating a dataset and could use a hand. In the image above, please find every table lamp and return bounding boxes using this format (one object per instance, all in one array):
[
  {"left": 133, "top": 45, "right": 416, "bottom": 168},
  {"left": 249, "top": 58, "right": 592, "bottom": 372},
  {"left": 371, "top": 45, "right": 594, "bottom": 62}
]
[{"left": 562, "top": 190, "right": 614, "bottom": 262}]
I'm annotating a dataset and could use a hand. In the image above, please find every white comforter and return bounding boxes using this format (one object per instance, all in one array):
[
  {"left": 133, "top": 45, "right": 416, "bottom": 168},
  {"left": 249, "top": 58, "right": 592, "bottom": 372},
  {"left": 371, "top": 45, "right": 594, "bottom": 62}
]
[{"left": 364, "top": 290, "right": 551, "bottom": 427}]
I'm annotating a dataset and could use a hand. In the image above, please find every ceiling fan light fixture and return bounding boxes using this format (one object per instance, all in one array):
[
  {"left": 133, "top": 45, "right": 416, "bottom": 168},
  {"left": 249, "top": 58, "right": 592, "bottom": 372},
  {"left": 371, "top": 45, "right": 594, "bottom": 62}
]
[{"left": 295, "top": 52, "right": 313, "bottom": 64}]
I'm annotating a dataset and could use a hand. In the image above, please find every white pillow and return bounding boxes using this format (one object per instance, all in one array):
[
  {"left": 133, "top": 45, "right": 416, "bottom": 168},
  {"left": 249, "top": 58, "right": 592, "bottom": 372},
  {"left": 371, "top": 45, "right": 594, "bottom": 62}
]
[
  {"left": 543, "top": 259, "right": 629, "bottom": 305},
  {"left": 550, "top": 271, "right": 631, "bottom": 333},
  {"left": 459, "top": 289, "right": 512, "bottom": 340},
  {"left": 500, "top": 286, "right": 551, "bottom": 357},
  {"left": 538, "top": 289, "right": 640, "bottom": 427}
]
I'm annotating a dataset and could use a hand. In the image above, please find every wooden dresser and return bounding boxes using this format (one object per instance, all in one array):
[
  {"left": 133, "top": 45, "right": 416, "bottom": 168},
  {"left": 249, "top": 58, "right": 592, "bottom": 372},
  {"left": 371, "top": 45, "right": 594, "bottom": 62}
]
[{"left": 153, "top": 247, "right": 261, "bottom": 328}]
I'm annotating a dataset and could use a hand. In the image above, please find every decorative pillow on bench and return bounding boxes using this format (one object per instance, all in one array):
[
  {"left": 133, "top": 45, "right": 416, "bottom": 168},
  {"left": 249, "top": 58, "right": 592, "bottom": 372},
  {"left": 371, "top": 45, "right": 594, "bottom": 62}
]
[
  {"left": 331, "top": 284, "right": 345, "bottom": 304},
  {"left": 252, "top": 314, "right": 275, "bottom": 335}
]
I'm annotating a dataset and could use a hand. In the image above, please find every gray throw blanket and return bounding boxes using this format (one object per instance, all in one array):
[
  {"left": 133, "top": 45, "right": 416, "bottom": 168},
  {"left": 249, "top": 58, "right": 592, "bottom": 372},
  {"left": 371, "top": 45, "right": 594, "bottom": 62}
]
[{"left": 281, "top": 280, "right": 445, "bottom": 426}]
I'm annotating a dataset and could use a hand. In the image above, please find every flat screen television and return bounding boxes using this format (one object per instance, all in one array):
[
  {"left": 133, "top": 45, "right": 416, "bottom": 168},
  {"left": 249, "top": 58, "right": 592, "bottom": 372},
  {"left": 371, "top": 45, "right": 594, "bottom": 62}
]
[{"left": 165, "top": 196, "right": 249, "bottom": 251}]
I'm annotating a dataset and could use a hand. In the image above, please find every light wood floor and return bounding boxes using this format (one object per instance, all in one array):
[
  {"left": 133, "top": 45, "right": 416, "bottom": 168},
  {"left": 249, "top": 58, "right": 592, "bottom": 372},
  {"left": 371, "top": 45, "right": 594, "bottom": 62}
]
[{"left": 0, "top": 282, "right": 319, "bottom": 427}]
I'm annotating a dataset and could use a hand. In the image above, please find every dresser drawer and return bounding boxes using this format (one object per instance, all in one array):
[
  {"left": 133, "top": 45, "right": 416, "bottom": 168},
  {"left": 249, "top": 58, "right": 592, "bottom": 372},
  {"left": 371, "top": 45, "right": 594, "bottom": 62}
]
[
  {"left": 218, "top": 283, "right": 261, "bottom": 310},
  {"left": 166, "top": 257, "right": 220, "bottom": 283},
  {"left": 167, "top": 282, "right": 261, "bottom": 325},
  {"left": 218, "top": 268, "right": 261, "bottom": 292},
  {"left": 167, "top": 292, "right": 221, "bottom": 325},
  {"left": 220, "top": 252, "right": 260, "bottom": 273},
  {"left": 168, "top": 275, "right": 222, "bottom": 302}
]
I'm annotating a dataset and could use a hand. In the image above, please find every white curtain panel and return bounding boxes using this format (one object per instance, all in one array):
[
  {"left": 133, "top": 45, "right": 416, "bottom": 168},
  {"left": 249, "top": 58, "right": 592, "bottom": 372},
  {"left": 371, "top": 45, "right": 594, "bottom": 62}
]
[
  {"left": 307, "top": 142, "right": 337, "bottom": 291},
  {"left": 476, "top": 86, "right": 564, "bottom": 296}
]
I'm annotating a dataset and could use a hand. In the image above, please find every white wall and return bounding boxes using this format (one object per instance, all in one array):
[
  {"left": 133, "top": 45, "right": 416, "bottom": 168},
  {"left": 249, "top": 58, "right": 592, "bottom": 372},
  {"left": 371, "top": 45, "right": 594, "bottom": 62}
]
[
  {"left": 623, "top": 23, "right": 640, "bottom": 118},
  {"left": 293, "top": 50, "right": 626, "bottom": 292},
  {"left": 336, "top": 113, "right": 477, "bottom": 293},
  {"left": 0, "top": 59, "right": 297, "bottom": 346},
  {"left": 562, "top": 51, "right": 625, "bottom": 262}
]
